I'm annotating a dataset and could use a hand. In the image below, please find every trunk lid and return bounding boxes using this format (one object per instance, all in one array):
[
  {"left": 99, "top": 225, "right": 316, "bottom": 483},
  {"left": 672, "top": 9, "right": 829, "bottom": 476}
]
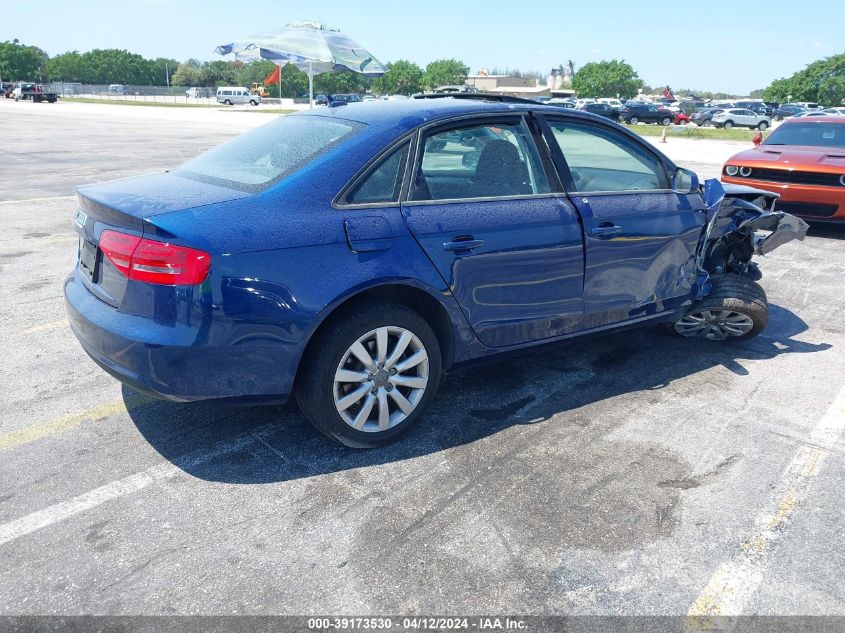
[{"left": 74, "top": 172, "right": 248, "bottom": 309}]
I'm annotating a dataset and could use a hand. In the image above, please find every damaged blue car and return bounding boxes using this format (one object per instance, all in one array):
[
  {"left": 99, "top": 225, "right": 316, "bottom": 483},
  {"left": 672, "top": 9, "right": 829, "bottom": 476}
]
[{"left": 64, "top": 94, "right": 808, "bottom": 446}]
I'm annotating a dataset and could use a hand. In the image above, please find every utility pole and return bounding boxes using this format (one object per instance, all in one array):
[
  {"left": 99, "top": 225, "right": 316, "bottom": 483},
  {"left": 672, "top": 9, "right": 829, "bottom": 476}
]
[{"left": 165, "top": 61, "right": 170, "bottom": 88}]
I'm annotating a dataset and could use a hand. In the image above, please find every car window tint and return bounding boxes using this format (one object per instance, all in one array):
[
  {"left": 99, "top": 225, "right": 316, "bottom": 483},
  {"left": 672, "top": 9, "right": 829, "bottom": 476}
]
[
  {"left": 548, "top": 121, "right": 668, "bottom": 192},
  {"left": 410, "top": 122, "right": 550, "bottom": 201},
  {"left": 347, "top": 142, "right": 409, "bottom": 204}
]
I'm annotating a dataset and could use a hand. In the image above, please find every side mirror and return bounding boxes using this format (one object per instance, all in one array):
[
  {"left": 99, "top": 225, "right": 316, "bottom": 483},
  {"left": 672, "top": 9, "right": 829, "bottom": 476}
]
[
  {"left": 672, "top": 167, "right": 700, "bottom": 194},
  {"left": 752, "top": 131, "right": 763, "bottom": 146}
]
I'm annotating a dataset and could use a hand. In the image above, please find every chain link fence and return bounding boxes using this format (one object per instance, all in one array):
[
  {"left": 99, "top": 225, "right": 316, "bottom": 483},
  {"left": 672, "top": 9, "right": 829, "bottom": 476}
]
[{"left": 44, "top": 82, "right": 310, "bottom": 107}]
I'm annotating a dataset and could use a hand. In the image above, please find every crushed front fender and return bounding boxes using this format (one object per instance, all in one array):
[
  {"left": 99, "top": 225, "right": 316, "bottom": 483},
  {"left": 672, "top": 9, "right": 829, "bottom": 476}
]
[{"left": 698, "top": 179, "right": 808, "bottom": 277}]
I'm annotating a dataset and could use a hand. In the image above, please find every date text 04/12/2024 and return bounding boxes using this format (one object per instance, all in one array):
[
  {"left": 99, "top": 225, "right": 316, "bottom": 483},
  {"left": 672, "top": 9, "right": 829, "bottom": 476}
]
[{"left": 306, "top": 617, "right": 528, "bottom": 630}]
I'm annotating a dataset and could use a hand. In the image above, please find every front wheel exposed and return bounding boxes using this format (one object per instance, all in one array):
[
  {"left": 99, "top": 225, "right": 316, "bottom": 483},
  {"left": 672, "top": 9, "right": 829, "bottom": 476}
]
[
  {"left": 672, "top": 275, "right": 768, "bottom": 341},
  {"left": 295, "top": 302, "right": 442, "bottom": 447}
]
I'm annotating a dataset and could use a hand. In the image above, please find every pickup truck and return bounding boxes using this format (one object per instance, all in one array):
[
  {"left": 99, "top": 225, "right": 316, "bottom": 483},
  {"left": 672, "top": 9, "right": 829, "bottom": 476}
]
[{"left": 13, "top": 82, "right": 58, "bottom": 103}]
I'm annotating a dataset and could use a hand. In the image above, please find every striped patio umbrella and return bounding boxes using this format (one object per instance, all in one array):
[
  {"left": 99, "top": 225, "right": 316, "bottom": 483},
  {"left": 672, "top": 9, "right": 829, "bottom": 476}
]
[{"left": 215, "top": 21, "right": 386, "bottom": 106}]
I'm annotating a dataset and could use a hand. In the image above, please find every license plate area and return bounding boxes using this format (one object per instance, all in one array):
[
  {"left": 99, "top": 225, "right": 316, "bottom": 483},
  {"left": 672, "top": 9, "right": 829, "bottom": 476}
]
[{"left": 79, "top": 237, "right": 98, "bottom": 282}]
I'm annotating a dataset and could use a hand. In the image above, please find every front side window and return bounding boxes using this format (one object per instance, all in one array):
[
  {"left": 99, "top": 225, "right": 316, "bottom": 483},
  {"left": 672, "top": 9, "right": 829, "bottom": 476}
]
[
  {"left": 176, "top": 115, "right": 362, "bottom": 192},
  {"left": 547, "top": 121, "right": 668, "bottom": 192},
  {"left": 410, "top": 121, "right": 550, "bottom": 201},
  {"left": 346, "top": 142, "right": 410, "bottom": 204}
]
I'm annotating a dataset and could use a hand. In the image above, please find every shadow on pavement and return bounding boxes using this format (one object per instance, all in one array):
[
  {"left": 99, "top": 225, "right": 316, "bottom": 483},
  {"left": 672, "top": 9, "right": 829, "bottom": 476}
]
[{"left": 124, "top": 303, "right": 831, "bottom": 485}]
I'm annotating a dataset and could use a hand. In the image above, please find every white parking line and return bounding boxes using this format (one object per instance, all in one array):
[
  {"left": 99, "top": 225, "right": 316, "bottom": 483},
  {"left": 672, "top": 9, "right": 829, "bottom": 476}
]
[
  {"left": 0, "top": 196, "right": 75, "bottom": 205},
  {"left": 0, "top": 422, "right": 281, "bottom": 547},
  {"left": 688, "top": 385, "right": 845, "bottom": 618}
]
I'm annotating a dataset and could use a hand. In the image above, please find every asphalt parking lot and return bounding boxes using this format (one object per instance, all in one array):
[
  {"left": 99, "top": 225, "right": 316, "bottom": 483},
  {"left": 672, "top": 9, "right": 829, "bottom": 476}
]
[{"left": 1, "top": 100, "right": 844, "bottom": 618}]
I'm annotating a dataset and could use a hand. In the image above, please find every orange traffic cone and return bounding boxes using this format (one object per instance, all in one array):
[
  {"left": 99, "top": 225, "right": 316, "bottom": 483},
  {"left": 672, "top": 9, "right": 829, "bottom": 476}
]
[{"left": 660, "top": 127, "right": 667, "bottom": 143}]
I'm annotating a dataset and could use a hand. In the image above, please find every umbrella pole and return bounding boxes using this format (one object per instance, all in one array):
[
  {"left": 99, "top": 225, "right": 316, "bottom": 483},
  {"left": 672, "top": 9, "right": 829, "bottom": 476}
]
[{"left": 309, "top": 61, "right": 314, "bottom": 108}]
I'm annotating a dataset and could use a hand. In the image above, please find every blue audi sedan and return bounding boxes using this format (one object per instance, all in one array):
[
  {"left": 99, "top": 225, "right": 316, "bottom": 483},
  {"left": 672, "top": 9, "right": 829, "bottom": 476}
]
[{"left": 65, "top": 95, "right": 805, "bottom": 446}]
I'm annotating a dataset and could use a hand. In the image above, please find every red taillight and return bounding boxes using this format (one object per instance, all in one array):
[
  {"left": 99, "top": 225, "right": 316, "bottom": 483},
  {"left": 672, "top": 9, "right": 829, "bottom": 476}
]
[{"left": 98, "top": 230, "right": 211, "bottom": 286}]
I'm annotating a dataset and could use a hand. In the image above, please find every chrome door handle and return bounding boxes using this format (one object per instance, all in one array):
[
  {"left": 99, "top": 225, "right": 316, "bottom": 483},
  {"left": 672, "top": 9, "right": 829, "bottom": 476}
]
[
  {"left": 590, "top": 224, "right": 622, "bottom": 236},
  {"left": 443, "top": 238, "right": 484, "bottom": 252}
]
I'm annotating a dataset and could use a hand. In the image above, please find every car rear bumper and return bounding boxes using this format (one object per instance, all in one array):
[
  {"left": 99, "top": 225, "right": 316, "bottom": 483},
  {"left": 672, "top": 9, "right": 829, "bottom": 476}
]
[
  {"left": 721, "top": 176, "right": 845, "bottom": 221},
  {"left": 64, "top": 269, "right": 293, "bottom": 403}
]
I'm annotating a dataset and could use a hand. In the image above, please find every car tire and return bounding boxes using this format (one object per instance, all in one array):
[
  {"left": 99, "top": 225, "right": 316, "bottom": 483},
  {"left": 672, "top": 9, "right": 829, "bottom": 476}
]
[
  {"left": 629, "top": 116, "right": 639, "bottom": 125},
  {"left": 250, "top": 100, "right": 258, "bottom": 106},
  {"left": 661, "top": 116, "right": 672, "bottom": 126},
  {"left": 758, "top": 121, "right": 768, "bottom": 131},
  {"left": 295, "top": 301, "right": 442, "bottom": 448},
  {"left": 671, "top": 274, "right": 768, "bottom": 341},
  {"left": 224, "top": 99, "right": 232, "bottom": 106},
  {"left": 774, "top": 115, "right": 782, "bottom": 121},
  {"left": 723, "top": 120, "right": 734, "bottom": 129}
]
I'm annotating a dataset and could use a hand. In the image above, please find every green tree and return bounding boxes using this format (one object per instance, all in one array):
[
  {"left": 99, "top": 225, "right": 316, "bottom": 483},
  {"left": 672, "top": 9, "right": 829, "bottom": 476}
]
[
  {"left": 572, "top": 60, "right": 643, "bottom": 98},
  {"left": 235, "top": 59, "right": 277, "bottom": 88},
  {"left": 46, "top": 51, "right": 84, "bottom": 82},
  {"left": 171, "top": 63, "right": 203, "bottom": 86},
  {"left": 0, "top": 39, "right": 48, "bottom": 82},
  {"left": 422, "top": 59, "right": 469, "bottom": 90},
  {"left": 314, "top": 71, "right": 371, "bottom": 95},
  {"left": 277, "top": 65, "right": 308, "bottom": 98},
  {"left": 149, "top": 57, "right": 179, "bottom": 86},
  {"left": 763, "top": 53, "right": 845, "bottom": 105},
  {"left": 372, "top": 60, "right": 423, "bottom": 95}
]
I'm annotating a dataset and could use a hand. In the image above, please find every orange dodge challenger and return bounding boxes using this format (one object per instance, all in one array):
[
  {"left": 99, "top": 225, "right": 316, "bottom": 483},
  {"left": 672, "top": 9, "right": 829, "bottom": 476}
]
[{"left": 722, "top": 116, "right": 845, "bottom": 222}]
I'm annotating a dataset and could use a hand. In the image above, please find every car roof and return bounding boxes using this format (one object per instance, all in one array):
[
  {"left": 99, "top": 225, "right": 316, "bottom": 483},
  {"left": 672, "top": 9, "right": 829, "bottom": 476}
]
[
  {"left": 296, "top": 96, "right": 607, "bottom": 132},
  {"left": 780, "top": 115, "right": 845, "bottom": 124}
]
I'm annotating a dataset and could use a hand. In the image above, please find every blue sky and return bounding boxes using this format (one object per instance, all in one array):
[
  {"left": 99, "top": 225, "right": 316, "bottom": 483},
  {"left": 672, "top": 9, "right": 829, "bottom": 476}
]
[{"left": 3, "top": 0, "right": 843, "bottom": 94}]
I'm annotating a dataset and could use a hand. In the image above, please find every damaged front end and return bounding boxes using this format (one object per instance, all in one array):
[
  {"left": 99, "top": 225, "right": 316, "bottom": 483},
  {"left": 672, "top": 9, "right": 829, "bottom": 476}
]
[{"left": 697, "top": 179, "right": 809, "bottom": 284}]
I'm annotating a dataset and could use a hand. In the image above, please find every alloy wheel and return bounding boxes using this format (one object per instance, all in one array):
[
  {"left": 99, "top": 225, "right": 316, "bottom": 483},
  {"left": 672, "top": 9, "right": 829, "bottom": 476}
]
[
  {"left": 333, "top": 326, "right": 429, "bottom": 432},
  {"left": 673, "top": 310, "right": 755, "bottom": 340}
]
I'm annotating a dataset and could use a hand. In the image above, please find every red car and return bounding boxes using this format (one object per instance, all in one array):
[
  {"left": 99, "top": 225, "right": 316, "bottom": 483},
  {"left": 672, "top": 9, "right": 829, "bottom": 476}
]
[
  {"left": 674, "top": 112, "right": 691, "bottom": 125},
  {"left": 721, "top": 116, "right": 845, "bottom": 222}
]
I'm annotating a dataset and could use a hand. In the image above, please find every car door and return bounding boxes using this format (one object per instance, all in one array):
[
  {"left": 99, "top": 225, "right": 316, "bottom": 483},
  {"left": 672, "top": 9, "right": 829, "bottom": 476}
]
[
  {"left": 400, "top": 115, "right": 585, "bottom": 348},
  {"left": 539, "top": 116, "right": 707, "bottom": 324}
]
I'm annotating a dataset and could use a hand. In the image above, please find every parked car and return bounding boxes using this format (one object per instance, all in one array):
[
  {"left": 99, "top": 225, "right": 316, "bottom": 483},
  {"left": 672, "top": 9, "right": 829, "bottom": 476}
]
[
  {"left": 579, "top": 102, "right": 618, "bottom": 120},
  {"left": 548, "top": 98, "right": 576, "bottom": 108},
  {"left": 673, "top": 112, "right": 691, "bottom": 125},
  {"left": 721, "top": 116, "right": 845, "bottom": 223},
  {"left": 1, "top": 82, "right": 13, "bottom": 98},
  {"left": 735, "top": 100, "right": 772, "bottom": 116},
  {"left": 64, "top": 97, "right": 807, "bottom": 446},
  {"left": 185, "top": 87, "right": 211, "bottom": 98},
  {"left": 711, "top": 108, "right": 771, "bottom": 130},
  {"left": 108, "top": 84, "right": 128, "bottom": 95},
  {"left": 689, "top": 107, "right": 723, "bottom": 126},
  {"left": 618, "top": 103, "right": 675, "bottom": 125},
  {"left": 216, "top": 86, "right": 261, "bottom": 106},
  {"left": 331, "top": 93, "right": 363, "bottom": 105},
  {"left": 793, "top": 110, "right": 836, "bottom": 118},
  {"left": 773, "top": 104, "right": 806, "bottom": 121},
  {"left": 823, "top": 107, "right": 845, "bottom": 115},
  {"left": 597, "top": 98, "right": 624, "bottom": 109},
  {"left": 678, "top": 100, "right": 707, "bottom": 114}
]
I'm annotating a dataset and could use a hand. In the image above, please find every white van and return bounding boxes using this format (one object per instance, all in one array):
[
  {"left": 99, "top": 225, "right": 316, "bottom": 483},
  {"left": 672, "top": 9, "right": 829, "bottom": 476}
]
[{"left": 216, "top": 87, "right": 261, "bottom": 106}]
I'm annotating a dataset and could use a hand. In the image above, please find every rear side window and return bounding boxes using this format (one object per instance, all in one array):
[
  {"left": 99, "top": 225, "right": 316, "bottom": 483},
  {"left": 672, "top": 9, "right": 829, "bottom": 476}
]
[
  {"left": 410, "top": 121, "right": 550, "bottom": 201},
  {"left": 346, "top": 142, "right": 410, "bottom": 204},
  {"left": 547, "top": 121, "right": 668, "bottom": 192},
  {"left": 176, "top": 115, "right": 363, "bottom": 193}
]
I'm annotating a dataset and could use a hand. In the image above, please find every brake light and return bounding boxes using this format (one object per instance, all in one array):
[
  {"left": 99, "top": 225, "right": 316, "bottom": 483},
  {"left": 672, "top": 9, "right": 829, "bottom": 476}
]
[{"left": 98, "top": 230, "right": 211, "bottom": 285}]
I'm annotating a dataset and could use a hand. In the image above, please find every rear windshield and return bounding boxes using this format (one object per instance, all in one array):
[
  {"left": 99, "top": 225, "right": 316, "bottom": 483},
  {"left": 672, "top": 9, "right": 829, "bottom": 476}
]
[
  {"left": 764, "top": 122, "right": 845, "bottom": 148},
  {"left": 176, "top": 115, "right": 363, "bottom": 192}
]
